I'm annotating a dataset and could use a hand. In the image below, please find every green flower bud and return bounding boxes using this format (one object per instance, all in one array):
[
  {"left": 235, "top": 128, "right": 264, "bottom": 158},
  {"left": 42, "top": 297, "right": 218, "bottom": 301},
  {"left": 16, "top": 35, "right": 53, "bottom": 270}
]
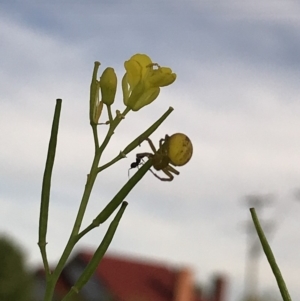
[
  {"left": 100, "top": 67, "right": 117, "bottom": 106},
  {"left": 90, "top": 61, "right": 101, "bottom": 124},
  {"left": 93, "top": 100, "right": 103, "bottom": 124}
]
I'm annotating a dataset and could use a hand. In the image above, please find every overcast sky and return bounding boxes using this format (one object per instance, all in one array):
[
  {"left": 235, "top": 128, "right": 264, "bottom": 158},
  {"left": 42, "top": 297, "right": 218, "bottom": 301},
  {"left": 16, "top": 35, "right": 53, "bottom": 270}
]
[{"left": 1, "top": 1, "right": 300, "bottom": 300}]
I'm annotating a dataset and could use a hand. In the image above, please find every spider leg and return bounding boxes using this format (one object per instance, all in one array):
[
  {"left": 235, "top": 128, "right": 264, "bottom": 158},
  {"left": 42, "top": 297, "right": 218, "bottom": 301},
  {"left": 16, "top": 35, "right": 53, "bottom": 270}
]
[
  {"left": 145, "top": 138, "right": 157, "bottom": 153},
  {"left": 149, "top": 165, "right": 179, "bottom": 182},
  {"left": 166, "top": 165, "right": 179, "bottom": 175},
  {"left": 158, "top": 134, "right": 170, "bottom": 149},
  {"left": 149, "top": 169, "right": 174, "bottom": 182},
  {"left": 158, "top": 137, "right": 166, "bottom": 148},
  {"left": 136, "top": 152, "right": 152, "bottom": 160}
]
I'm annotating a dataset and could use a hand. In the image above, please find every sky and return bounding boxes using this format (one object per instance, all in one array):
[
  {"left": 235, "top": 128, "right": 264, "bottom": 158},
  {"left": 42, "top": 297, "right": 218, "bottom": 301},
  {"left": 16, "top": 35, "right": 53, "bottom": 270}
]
[{"left": 1, "top": 1, "right": 300, "bottom": 300}]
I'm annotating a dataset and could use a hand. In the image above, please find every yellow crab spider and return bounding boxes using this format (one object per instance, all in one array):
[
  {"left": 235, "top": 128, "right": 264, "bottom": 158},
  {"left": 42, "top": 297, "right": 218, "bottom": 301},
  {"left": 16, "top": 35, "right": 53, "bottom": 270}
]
[{"left": 129, "top": 133, "right": 193, "bottom": 181}]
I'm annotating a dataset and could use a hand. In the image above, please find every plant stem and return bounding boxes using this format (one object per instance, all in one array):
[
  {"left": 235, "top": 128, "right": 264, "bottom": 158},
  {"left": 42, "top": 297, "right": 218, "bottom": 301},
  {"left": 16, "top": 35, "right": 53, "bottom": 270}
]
[
  {"left": 43, "top": 106, "right": 130, "bottom": 301},
  {"left": 92, "top": 124, "right": 99, "bottom": 150},
  {"left": 250, "top": 208, "right": 292, "bottom": 301},
  {"left": 62, "top": 201, "right": 128, "bottom": 301},
  {"left": 78, "top": 158, "right": 152, "bottom": 238},
  {"left": 41, "top": 100, "right": 173, "bottom": 300},
  {"left": 97, "top": 106, "right": 174, "bottom": 173},
  {"left": 38, "top": 99, "right": 62, "bottom": 277}
]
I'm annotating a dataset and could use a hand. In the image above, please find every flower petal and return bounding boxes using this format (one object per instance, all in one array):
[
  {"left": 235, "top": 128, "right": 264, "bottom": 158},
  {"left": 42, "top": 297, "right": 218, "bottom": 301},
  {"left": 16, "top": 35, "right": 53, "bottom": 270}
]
[
  {"left": 148, "top": 67, "right": 176, "bottom": 87},
  {"left": 124, "top": 59, "right": 142, "bottom": 90},
  {"left": 131, "top": 87, "right": 160, "bottom": 111},
  {"left": 130, "top": 54, "right": 152, "bottom": 72}
]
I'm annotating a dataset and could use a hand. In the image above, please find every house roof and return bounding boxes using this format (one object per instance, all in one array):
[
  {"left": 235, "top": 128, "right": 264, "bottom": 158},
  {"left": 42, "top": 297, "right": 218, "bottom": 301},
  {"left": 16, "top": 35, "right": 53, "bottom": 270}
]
[
  {"left": 78, "top": 251, "right": 202, "bottom": 301},
  {"left": 33, "top": 251, "right": 226, "bottom": 301}
]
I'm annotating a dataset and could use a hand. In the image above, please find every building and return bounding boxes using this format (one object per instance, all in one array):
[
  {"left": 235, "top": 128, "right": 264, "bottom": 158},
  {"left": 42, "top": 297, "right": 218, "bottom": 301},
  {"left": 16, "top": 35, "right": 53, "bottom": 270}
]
[{"left": 33, "top": 251, "right": 227, "bottom": 301}]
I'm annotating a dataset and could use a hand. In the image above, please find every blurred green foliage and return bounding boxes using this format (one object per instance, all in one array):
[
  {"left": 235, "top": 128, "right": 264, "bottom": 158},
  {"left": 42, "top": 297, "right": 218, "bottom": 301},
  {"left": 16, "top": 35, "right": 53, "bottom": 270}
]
[{"left": 0, "top": 236, "right": 32, "bottom": 301}]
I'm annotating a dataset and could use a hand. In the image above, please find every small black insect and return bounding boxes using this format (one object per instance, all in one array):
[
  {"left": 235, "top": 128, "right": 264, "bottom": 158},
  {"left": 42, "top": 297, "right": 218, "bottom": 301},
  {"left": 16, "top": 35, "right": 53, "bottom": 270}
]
[{"left": 128, "top": 153, "right": 148, "bottom": 177}]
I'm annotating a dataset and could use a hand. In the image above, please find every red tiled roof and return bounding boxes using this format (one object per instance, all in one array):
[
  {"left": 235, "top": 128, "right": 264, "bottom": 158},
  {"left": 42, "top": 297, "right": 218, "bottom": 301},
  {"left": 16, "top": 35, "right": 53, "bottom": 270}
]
[{"left": 79, "top": 252, "right": 180, "bottom": 301}]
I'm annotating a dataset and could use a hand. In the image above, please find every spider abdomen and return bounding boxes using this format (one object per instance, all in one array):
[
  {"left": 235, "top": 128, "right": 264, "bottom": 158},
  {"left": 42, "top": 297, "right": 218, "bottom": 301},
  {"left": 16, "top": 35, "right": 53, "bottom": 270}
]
[{"left": 167, "top": 133, "right": 193, "bottom": 166}]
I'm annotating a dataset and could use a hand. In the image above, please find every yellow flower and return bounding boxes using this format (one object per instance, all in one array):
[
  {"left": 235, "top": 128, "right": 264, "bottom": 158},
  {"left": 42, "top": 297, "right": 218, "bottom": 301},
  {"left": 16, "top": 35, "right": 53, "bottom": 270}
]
[{"left": 122, "top": 54, "right": 176, "bottom": 111}]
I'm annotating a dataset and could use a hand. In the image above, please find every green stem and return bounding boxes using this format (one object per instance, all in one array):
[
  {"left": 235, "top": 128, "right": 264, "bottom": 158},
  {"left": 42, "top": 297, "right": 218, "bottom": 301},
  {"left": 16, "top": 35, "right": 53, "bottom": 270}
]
[
  {"left": 42, "top": 102, "right": 172, "bottom": 300},
  {"left": 43, "top": 106, "right": 131, "bottom": 301},
  {"left": 250, "top": 208, "right": 292, "bottom": 301},
  {"left": 62, "top": 202, "right": 128, "bottom": 301},
  {"left": 107, "top": 105, "right": 113, "bottom": 123},
  {"left": 92, "top": 124, "right": 99, "bottom": 150},
  {"left": 72, "top": 108, "right": 131, "bottom": 236},
  {"left": 38, "top": 99, "right": 62, "bottom": 276},
  {"left": 78, "top": 159, "right": 152, "bottom": 238},
  {"left": 49, "top": 157, "right": 151, "bottom": 301},
  {"left": 42, "top": 154, "right": 100, "bottom": 300},
  {"left": 97, "top": 106, "right": 174, "bottom": 173}
]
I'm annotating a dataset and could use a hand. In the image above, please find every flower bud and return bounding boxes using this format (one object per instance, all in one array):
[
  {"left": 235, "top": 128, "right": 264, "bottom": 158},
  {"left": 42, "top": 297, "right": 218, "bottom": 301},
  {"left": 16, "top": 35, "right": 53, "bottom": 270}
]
[
  {"left": 90, "top": 61, "right": 101, "bottom": 124},
  {"left": 100, "top": 67, "right": 117, "bottom": 106},
  {"left": 93, "top": 100, "right": 103, "bottom": 124}
]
